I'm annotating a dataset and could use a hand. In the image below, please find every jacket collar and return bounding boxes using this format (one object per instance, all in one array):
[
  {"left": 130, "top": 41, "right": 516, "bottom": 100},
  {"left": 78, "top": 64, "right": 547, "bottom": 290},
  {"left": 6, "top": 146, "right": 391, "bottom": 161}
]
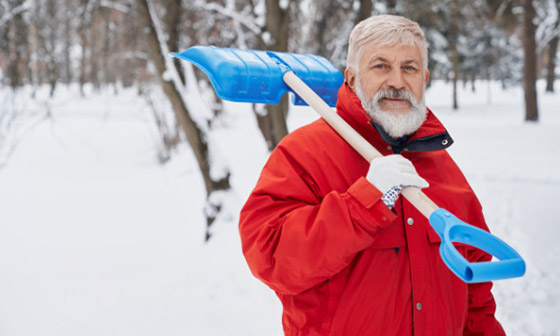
[{"left": 335, "top": 83, "right": 453, "bottom": 155}]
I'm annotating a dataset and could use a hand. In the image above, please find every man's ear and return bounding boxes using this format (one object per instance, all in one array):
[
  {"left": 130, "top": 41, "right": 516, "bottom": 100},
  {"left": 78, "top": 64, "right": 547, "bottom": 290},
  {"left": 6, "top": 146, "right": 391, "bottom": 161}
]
[
  {"left": 345, "top": 67, "right": 357, "bottom": 92},
  {"left": 424, "top": 69, "right": 430, "bottom": 86}
]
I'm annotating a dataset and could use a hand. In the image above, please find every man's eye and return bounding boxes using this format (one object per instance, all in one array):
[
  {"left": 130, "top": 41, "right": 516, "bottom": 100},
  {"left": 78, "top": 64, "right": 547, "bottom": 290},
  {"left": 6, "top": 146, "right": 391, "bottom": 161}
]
[
  {"left": 404, "top": 66, "right": 417, "bottom": 71},
  {"left": 373, "top": 64, "right": 387, "bottom": 70}
]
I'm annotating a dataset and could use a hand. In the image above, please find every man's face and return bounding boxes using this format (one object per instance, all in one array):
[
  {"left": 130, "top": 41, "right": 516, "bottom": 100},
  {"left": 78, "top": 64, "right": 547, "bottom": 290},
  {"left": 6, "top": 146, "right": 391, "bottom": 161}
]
[
  {"left": 346, "top": 43, "right": 428, "bottom": 110},
  {"left": 345, "top": 43, "right": 430, "bottom": 138}
]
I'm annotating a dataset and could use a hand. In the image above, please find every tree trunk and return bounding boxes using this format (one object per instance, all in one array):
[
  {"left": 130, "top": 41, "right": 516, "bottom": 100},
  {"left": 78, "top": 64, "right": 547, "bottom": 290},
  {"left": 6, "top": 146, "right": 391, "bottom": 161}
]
[
  {"left": 386, "top": 0, "right": 397, "bottom": 14},
  {"left": 78, "top": 22, "right": 90, "bottom": 95},
  {"left": 63, "top": 11, "right": 73, "bottom": 84},
  {"left": 522, "top": 0, "right": 539, "bottom": 121},
  {"left": 6, "top": 0, "right": 29, "bottom": 89},
  {"left": 77, "top": 0, "right": 99, "bottom": 95},
  {"left": 136, "top": 0, "right": 230, "bottom": 240},
  {"left": 46, "top": 0, "right": 60, "bottom": 97},
  {"left": 162, "top": 0, "right": 184, "bottom": 84},
  {"left": 450, "top": 0, "right": 460, "bottom": 110},
  {"left": 256, "top": 0, "right": 290, "bottom": 150},
  {"left": 546, "top": 36, "right": 558, "bottom": 92},
  {"left": 266, "top": 95, "right": 289, "bottom": 150},
  {"left": 101, "top": 9, "right": 113, "bottom": 86},
  {"left": 355, "top": 0, "right": 373, "bottom": 26},
  {"left": 252, "top": 104, "right": 273, "bottom": 150},
  {"left": 452, "top": 44, "right": 459, "bottom": 110},
  {"left": 545, "top": 0, "right": 560, "bottom": 92},
  {"left": 314, "top": 0, "right": 336, "bottom": 58}
]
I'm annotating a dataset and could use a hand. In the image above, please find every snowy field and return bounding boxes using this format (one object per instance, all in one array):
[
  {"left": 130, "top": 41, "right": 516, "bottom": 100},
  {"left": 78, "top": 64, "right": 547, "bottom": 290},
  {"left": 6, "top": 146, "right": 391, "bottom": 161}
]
[{"left": 0, "top": 80, "right": 559, "bottom": 335}]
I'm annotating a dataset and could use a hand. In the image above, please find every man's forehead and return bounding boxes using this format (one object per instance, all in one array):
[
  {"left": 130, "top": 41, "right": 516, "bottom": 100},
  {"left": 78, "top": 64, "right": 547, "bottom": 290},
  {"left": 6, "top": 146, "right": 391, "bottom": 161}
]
[{"left": 361, "top": 44, "right": 422, "bottom": 64}]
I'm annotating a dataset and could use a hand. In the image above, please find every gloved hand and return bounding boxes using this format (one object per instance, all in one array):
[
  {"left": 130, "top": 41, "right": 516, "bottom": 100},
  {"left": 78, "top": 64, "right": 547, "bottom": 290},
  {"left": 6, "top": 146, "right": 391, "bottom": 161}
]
[{"left": 366, "top": 154, "right": 429, "bottom": 194}]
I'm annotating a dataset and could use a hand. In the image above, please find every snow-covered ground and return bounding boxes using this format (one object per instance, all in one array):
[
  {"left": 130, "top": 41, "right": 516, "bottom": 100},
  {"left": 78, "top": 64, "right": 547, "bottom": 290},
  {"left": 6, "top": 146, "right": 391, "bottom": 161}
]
[{"left": 0, "top": 81, "right": 558, "bottom": 335}]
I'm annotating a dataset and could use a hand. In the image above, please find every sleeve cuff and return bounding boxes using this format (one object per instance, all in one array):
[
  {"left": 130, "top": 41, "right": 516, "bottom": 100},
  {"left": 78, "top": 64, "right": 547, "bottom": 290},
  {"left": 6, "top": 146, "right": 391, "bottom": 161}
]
[{"left": 345, "top": 177, "right": 398, "bottom": 229}]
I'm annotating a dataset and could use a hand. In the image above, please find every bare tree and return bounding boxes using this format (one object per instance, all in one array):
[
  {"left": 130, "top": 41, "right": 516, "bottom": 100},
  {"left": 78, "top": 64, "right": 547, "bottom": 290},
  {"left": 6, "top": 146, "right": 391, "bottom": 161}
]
[
  {"left": 77, "top": 0, "right": 98, "bottom": 95},
  {"left": 302, "top": 0, "right": 365, "bottom": 68},
  {"left": 135, "top": 0, "right": 231, "bottom": 240},
  {"left": 545, "top": 0, "right": 560, "bottom": 92},
  {"left": 449, "top": 0, "right": 462, "bottom": 110},
  {"left": 523, "top": 0, "right": 539, "bottom": 121},
  {"left": 31, "top": 0, "right": 63, "bottom": 96},
  {"left": 253, "top": 0, "right": 295, "bottom": 150},
  {"left": 354, "top": 0, "right": 373, "bottom": 26},
  {"left": 192, "top": 0, "right": 296, "bottom": 150},
  {"left": 140, "top": 85, "right": 181, "bottom": 164},
  {"left": 2, "top": 0, "right": 31, "bottom": 89}
]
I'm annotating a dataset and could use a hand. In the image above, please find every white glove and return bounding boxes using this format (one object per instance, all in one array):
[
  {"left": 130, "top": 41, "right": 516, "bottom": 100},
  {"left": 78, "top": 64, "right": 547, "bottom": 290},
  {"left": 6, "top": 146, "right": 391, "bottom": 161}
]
[{"left": 366, "top": 154, "right": 429, "bottom": 194}]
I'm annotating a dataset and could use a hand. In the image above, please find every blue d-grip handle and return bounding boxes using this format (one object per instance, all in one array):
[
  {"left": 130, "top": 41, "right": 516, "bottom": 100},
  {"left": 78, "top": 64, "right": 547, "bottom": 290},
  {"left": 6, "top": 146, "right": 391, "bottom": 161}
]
[{"left": 429, "top": 209, "right": 526, "bottom": 283}]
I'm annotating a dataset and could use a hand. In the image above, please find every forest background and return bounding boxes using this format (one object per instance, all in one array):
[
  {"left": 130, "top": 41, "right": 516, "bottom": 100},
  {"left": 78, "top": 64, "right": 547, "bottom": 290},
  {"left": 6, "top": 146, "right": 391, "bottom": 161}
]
[
  {"left": 1, "top": 0, "right": 559, "bottom": 335},
  {"left": 1, "top": 0, "right": 557, "bottom": 233}
]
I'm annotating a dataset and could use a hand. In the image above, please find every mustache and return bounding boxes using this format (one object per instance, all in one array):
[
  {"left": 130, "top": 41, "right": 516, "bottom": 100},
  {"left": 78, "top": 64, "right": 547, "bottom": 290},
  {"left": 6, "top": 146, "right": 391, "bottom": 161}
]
[{"left": 374, "top": 88, "right": 416, "bottom": 104}]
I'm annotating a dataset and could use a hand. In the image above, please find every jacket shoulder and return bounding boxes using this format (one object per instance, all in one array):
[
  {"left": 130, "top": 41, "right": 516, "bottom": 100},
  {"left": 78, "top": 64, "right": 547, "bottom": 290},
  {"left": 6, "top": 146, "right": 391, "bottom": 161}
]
[
  {"left": 268, "top": 117, "right": 368, "bottom": 196},
  {"left": 277, "top": 118, "right": 351, "bottom": 159}
]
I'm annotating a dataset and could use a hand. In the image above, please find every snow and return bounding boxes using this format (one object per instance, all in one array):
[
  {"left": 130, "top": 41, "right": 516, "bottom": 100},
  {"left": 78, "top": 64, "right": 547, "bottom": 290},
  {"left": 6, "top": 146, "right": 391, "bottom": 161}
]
[{"left": 0, "top": 80, "right": 559, "bottom": 335}]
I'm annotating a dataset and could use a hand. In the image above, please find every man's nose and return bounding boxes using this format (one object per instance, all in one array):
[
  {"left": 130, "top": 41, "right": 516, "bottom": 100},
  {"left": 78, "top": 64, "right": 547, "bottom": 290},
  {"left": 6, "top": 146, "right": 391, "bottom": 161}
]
[{"left": 386, "top": 69, "right": 405, "bottom": 90}]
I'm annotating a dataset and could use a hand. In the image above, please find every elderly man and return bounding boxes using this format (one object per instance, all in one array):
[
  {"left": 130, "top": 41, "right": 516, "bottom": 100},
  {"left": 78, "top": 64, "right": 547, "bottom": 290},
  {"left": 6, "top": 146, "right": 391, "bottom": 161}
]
[{"left": 239, "top": 15, "right": 505, "bottom": 335}]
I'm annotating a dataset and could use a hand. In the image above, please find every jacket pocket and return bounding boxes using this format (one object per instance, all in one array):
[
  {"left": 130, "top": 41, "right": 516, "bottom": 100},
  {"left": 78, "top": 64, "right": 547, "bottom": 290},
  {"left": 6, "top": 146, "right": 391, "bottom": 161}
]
[
  {"left": 426, "top": 223, "right": 442, "bottom": 244},
  {"left": 370, "top": 220, "right": 407, "bottom": 249},
  {"left": 426, "top": 223, "right": 470, "bottom": 259}
]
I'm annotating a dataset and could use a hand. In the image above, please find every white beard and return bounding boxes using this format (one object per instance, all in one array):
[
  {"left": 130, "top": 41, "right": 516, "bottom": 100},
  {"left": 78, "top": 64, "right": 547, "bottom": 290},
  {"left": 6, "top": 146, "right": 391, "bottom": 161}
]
[{"left": 355, "top": 80, "right": 427, "bottom": 139}]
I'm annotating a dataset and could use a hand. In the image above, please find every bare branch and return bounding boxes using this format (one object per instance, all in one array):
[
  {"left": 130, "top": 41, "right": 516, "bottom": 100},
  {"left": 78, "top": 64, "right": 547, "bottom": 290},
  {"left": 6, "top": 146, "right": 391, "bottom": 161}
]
[
  {"left": 192, "top": 0, "right": 262, "bottom": 36},
  {"left": 99, "top": 0, "right": 131, "bottom": 13},
  {"left": 79, "top": 0, "right": 99, "bottom": 28},
  {"left": 0, "top": 0, "right": 30, "bottom": 28}
]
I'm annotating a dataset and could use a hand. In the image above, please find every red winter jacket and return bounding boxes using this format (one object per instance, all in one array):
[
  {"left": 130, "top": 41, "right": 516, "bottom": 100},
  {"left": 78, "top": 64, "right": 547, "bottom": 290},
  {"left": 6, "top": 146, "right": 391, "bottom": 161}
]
[{"left": 239, "top": 83, "right": 505, "bottom": 336}]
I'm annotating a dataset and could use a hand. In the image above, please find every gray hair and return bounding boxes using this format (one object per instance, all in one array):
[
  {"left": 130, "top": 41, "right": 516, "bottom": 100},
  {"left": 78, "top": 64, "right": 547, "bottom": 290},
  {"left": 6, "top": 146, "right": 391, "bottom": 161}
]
[{"left": 347, "top": 15, "right": 428, "bottom": 72}]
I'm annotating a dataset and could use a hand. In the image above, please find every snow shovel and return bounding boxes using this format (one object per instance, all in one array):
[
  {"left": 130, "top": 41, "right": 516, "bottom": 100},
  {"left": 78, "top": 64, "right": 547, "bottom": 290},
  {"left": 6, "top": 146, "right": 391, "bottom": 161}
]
[{"left": 171, "top": 46, "right": 526, "bottom": 284}]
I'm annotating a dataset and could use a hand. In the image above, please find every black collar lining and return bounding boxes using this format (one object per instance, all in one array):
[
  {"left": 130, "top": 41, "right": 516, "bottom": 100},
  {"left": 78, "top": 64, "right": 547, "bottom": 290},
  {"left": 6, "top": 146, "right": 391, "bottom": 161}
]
[{"left": 371, "top": 121, "right": 454, "bottom": 154}]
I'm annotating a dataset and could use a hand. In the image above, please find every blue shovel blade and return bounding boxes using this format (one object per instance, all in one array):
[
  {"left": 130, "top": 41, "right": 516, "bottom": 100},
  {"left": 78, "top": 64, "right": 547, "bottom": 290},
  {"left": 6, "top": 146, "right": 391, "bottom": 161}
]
[
  {"left": 430, "top": 209, "right": 526, "bottom": 283},
  {"left": 170, "top": 46, "right": 344, "bottom": 107}
]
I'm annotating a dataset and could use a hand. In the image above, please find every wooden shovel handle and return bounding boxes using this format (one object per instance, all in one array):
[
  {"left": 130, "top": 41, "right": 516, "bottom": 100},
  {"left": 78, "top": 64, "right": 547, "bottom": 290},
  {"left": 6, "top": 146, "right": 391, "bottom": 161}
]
[{"left": 282, "top": 71, "right": 439, "bottom": 219}]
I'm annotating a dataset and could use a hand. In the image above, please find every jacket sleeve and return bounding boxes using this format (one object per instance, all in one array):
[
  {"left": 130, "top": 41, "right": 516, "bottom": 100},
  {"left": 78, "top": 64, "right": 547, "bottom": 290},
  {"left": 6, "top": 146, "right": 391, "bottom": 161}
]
[
  {"left": 239, "top": 144, "right": 397, "bottom": 296},
  {"left": 463, "top": 202, "right": 506, "bottom": 336}
]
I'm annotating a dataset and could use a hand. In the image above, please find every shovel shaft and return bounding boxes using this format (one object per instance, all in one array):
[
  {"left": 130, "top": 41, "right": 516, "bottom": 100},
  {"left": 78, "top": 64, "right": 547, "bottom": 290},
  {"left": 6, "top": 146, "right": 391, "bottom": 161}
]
[
  {"left": 283, "top": 70, "right": 525, "bottom": 283},
  {"left": 282, "top": 71, "right": 439, "bottom": 219}
]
